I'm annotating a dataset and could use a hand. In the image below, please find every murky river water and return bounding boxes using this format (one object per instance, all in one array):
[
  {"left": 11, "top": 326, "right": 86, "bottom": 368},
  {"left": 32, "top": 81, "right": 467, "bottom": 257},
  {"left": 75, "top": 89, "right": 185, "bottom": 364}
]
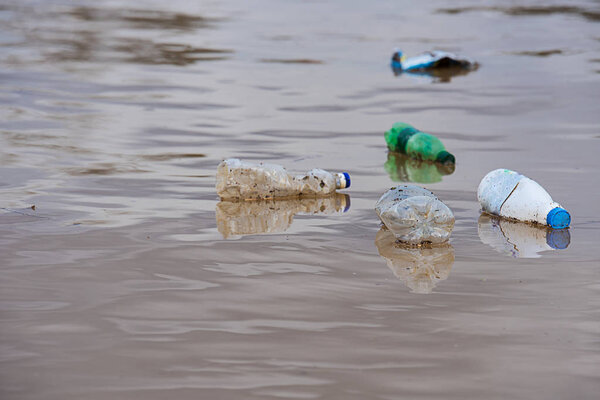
[{"left": 1, "top": 0, "right": 599, "bottom": 399}]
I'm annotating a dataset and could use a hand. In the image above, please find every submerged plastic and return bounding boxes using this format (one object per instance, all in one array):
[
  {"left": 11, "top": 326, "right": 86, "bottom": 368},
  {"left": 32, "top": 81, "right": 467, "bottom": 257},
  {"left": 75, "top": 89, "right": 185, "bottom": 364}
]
[
  {"left": 391, "top": 50, "right": 478, "bottom": 72},
  {"left": 477, "top": 169, "right": 570, "bottom": 228},
  {"left": 385, "top": 122, "right": 455, "bottom": 165},
  {"left": 375, "top": 228, "right": 454, "bottom": 294},
  {"left": 375, "top": 185, "right": 455, "bottom": 245},
  {"left": 478, "top": 214, "right": 570, "bottom": 258},
  {"left": 216, "top": 194, "right": 350, "bottom": 238},
  {"left": 216, "top": 158, "right": 350, "bottom": 200}
]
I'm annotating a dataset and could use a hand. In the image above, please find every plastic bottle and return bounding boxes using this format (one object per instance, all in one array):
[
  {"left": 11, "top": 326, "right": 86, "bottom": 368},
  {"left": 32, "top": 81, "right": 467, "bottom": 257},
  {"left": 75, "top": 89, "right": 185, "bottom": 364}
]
[
  {"left": 216, "top": 158, "right": 350, "bottom": 200},
  {"left": 375, "top": 185, "right": 455, "bottom": 245},
  {"left": 385, "top": 122, "right": 455, "bottom": 165},
  {"left": 375, "top": 228, "right": 454, "bottom": 294},
  {"left": 477, "top": 169, "right": 571, "bottom": 229},
  {"left": 391, "top": 50, "right": 477, "bottom": 72},
  {"left": 478, "top": 214, "right": 570, "bottom": 258},
  {"left": 216, "top": 194, "right": 350, "bottom": 238},
  {"left": 385, "top": 152, "right": 455, "bottom": 184}
]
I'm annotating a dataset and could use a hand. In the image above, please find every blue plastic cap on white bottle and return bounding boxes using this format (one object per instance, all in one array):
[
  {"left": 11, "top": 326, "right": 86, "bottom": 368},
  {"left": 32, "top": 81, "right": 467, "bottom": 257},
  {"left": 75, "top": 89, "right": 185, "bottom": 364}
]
[{"left": 546, "top": 207, "right": 571, "bottom": 229}]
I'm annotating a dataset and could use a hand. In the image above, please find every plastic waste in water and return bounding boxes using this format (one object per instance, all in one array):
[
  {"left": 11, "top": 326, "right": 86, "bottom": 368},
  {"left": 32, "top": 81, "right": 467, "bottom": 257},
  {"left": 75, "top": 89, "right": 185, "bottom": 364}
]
[
  {"left": 216, "top": 194, "right": 350, "bottom": 238},
  {"left": 385, "top": 122, "right": 455, "bottom": 165},
  {"left": 216, "top": 158, "right": 350, "bottom": 200},
  {"left": 477, "top": 169, "right": 571, "bottom": 229},
  {"left": 385, "top": 152, "right": 455, "bottom": 184},
  {"left": 375, "top": 228, "right": 454, "bottom": 294},
  {"left": 391, "top": 50, "right": 478, "bottom": 72},
  {"left": 478, "top": 214, "right": 570, "bottom": 258},
  {"left": 375, "top": 185, "right": 455, "bottom": 245}
]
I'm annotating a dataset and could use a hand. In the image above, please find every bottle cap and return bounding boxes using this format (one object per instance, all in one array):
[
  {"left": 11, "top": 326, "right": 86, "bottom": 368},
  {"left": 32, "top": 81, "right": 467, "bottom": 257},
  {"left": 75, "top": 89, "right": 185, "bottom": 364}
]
[
  {"left": 546, "top": 207, "right": 570, "bottom": 229},
  {"left": 436, "top": 151, "right": 455, "bottom": 165},
  {"left": 546, "top": 228, "right": 571, "bottom": 250},
  {"left": 336, "top": 172, "right": 351, "bottom": 189}
]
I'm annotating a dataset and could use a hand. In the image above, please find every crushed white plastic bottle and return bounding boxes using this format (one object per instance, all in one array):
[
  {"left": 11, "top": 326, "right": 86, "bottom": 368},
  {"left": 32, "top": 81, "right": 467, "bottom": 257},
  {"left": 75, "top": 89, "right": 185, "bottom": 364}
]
[
  {"left": 375, "top": 185, "right": 454, "bottom": 245},
  {"left": 216, "top": 158, "right": 350, "bottom": 200},
  {"left": 478, "top": 214, "right": 570, "bottom": 258},
  {"left": 477, "top": 169, "right": 570, "bottom": 229}
]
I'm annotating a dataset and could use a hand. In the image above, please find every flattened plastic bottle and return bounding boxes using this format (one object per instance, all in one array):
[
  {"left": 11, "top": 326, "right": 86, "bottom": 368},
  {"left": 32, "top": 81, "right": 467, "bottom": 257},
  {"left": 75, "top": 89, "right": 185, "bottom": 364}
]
[
  {"left": 375, "top": 185, "right": 454, "bottom": 245},
  {"left": 477, "top": 169, "right": 570, "bottom": 229},
  {"left": 216, "top": 194, "right": 350, "bottom": 238},
  {"left": 216, "top": 158, "right": 350, "bottom": 200},
  {"left": 391, "top": 50, "right": 478, "bottom": 72}
]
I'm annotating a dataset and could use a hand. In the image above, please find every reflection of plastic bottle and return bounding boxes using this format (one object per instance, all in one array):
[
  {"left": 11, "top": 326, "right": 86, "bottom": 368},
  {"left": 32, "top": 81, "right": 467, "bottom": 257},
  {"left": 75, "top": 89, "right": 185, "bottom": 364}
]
[
  {"left": 385, "top": 122, "right": 455, "bottom": 165},
  {"left": 216, "top": 159, "right": 350, "bottom": 200},
  {"left": 216, "top": 194, "right": 350, "bottom": 238},
  {"left": 478, "top": 169, "right": 570, "bottom": 229},
  {"left": 478, "top": 214, "right": 570, "bottom": 258},
  {"left": 385, "top": 152, "right": 455, "bottom": 183},
  {"left": 375, "top": 185, "right": 454, "bottom": 245},
  {"left": 375, "top": 228, "right": 454, "bottom": 294}
]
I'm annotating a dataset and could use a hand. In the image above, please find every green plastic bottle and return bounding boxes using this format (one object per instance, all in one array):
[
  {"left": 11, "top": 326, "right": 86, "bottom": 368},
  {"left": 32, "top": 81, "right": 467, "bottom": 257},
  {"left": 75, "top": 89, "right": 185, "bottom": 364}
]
[{"left": 385, "top": 122, "right": 455, "bottom": 164}]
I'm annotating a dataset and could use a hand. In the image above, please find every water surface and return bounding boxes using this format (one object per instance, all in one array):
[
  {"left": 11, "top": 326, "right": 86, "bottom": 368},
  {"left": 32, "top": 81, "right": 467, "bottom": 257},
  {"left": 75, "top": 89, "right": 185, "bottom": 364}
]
[{"left": 1, "top": 0, "right": 599, "bottom": 399}]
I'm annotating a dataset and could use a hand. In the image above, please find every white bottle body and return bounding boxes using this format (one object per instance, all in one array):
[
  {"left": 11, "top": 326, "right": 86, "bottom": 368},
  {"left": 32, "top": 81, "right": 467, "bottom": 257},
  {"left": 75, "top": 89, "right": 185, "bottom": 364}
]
[
  {"left": 216, "top": 159, "right": 349, "bottom": 200},
  {"left": 477, "top": 169, "right": 568, "bottom": 228},
  {"left": 375, "top": 185, "right": 454, "bottom": 245}
]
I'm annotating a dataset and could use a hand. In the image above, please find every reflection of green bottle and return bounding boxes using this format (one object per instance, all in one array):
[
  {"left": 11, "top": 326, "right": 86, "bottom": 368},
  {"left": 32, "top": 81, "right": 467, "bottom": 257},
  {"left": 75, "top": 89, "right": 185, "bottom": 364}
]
[
  {"left": 384, "top": 152, "right": 455, "bottom": 183},
  {"left": 385, "top": 122, "right": 455, "bottom": 164}
]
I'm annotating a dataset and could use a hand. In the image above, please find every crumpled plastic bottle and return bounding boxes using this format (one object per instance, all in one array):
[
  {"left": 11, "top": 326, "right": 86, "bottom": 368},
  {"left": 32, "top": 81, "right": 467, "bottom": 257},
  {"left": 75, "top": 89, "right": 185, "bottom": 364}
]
[
  {"left": 216, "top": 158, "right": 350, "bottom": 200},
  {"left": 391, "top": 50, "right": 478, "bottom": 72},
  {"left": 477, "top": 169, "right": 570, "bottom": 229},
  {"left": 375, "top": 228, "right": 454, "bottom": 294},
  {"left": 375, "top": 185, "right": 455, "bottom": 245}
]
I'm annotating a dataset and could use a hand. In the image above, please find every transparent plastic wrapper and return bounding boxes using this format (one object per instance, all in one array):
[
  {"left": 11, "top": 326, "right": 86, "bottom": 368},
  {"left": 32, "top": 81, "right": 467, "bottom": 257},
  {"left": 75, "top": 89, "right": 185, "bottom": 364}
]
[
  {"left": 216, "top": 158, "right": 350, "bottom": 200},
  {"left": 375, "top": 228, "right": 454, "bottom": 294},
  {"left": 478, "top": 214, "right": 570, "bottom": 258},
  {"left": 375, "top": 185, "right": 454, "bottom": 245},
  {"left": 216, "top": 194, "right": 350, "bottom": 238},
  {"left": 477, "top": 169, "right": 570, "bottom": 229}
]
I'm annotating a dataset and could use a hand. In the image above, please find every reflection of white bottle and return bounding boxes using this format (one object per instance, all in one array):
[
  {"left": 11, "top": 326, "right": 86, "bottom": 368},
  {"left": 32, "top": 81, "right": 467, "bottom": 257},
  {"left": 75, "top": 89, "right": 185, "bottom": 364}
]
[
  {"left": 216, "top": 194, "right": 350, "bottom": 238},
  {"left": 478, "top": 214, "right": 570, "bottom": 258},
  {"left": 375, "top": 185, "right": 454, "bottom": 245},
  {"left": 216, "top": 159, "right": 350, "bottom": 200},
  {"left": 477, "top": 169, "right": 570, "bottom": 229},
  {"left": 375, "top": 228, "right": 454, "bottom": 294}
]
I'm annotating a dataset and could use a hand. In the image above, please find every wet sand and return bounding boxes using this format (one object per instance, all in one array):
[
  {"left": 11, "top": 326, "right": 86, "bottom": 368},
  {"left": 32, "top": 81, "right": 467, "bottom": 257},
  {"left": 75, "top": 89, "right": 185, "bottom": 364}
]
[{"left": 1, "top": 0, "right": 599, "bottom": 399}]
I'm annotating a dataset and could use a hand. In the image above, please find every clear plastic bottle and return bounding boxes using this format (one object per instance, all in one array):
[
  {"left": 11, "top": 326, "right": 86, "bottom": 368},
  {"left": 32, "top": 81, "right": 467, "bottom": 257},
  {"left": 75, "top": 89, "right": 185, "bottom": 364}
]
[
  {"left": 375, "top": 228, "right": 454, "bottom": 294},
  {"left": 477, "top": 169, "right": 570, "bottom": 229},
  {"left": 375, "top": 185, "right": 455, "bottom": 245},
  {"left": 216, "top": 158, "right": 350, "bottom": 200},
  {"left": 478, "top": 214, "right": 570, "bottom": 258},
  {"left": 216, "top": 194, "right": 350, "bottom": 238}
]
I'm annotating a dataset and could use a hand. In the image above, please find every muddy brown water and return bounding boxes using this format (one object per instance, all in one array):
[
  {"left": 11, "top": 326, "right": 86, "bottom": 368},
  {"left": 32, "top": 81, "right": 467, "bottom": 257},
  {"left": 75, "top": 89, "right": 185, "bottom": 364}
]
[{"left": 1, "top": 0, "right": 599, "bottom": 399}]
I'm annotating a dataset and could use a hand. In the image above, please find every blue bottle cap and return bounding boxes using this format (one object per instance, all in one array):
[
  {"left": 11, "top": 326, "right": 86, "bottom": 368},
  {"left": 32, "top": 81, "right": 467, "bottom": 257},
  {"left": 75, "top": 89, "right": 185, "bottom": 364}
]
[
  {"left": 342, "top": 172, "right": 351, "bottom": 189},
  {"left": 546, "top": 207, "right": 570, "bottom": 229},
  {"left": 546, "top": 228, "right": 571, "bottom": 250}
]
